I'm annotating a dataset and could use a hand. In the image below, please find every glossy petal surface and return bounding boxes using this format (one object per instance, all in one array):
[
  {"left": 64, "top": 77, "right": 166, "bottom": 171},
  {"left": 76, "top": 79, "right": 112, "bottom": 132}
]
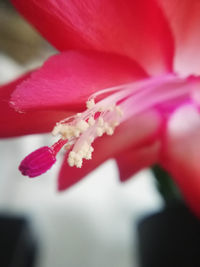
[
  {"left": 116, "top": 141, "right": 160, "bottom": 182},
  {"left": 11, "top": 51, "right": 147, "bottom": 112},
  {"left": 158, "top": 0, "right": 200, "bottom": 75},
  {"left": 58, "top": 111, "right": 161, "bottom": 190},
  {"left": 12, "top": 0, "right": 174, "bottom": 75},
  {"left": 161, "top": 105, "right": 200, "bottom": 215},
  {"left": 0, "top": 72, "right": 72, "bottom": 137}
]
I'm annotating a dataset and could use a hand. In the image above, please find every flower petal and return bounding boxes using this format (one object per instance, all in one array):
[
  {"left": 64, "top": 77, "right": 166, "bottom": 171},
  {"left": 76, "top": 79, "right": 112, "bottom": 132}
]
[
  {"left": 58, "top": 110, "right": 161, "bottom": 190},
  {"left": 158, "top": 0, "right": 200, "bottom": 75},
  {"left": 0, "top": 72, "right": 72, "bottom": 137},
  {"left": 161, "top": 104, "right": 200, "bottom": 216},
  {"left": 12, "top": 0, "right": 174, "bottom": 75},
  {"left": 11, "top": 51, "right": 147, "bottom": 112},
  {"left": 116, "top": 141, "right": 160, "bottom": 182}
]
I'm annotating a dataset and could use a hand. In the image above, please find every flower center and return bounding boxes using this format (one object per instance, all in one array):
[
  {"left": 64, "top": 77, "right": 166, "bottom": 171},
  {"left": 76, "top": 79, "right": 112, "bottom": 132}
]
[
  {"left": 52, "top": 95, "right": 124, "bottom": 168},
  {"left": 19, "top": 74, "right": 198, "bottom": 177}
]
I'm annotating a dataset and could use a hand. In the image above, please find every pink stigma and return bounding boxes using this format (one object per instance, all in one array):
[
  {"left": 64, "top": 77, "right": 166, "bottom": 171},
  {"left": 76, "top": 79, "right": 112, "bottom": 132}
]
[
  {"left": 19, "top": 139, "right": 67, "bottom": 177},
  {"left": 19, "top": 146, "right": 56, "bottom": 177},
  {"left": 19, "top": 139, "right": 67, "bottom": 178}
]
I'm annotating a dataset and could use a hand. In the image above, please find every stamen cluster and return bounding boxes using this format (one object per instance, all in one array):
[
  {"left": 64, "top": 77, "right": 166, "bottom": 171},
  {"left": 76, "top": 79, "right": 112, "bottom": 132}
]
[
  {"left": 52, "top": 98, "right": 123, "bottom": 167},
  {"left": 19, "top": 75, "right": 194, "bottom": 178}
]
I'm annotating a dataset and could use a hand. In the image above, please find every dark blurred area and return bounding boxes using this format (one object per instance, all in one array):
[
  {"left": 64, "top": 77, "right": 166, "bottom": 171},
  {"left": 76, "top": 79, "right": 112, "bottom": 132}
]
[
  {"left": 0, "top": 215, "right": 37, "bottom": 267},
  {"left": 0, "top": 1, "right": 41, "bottom": 266},
  {"left": 138, "top": 202, "right": 200, "bottom": 267}
]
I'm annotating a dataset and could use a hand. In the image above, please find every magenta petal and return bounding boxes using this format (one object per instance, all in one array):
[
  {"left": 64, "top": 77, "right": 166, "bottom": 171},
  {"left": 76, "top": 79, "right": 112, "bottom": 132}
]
[
  {"left": 12, "top": 0, "right": 174, "bottom": 75},
  {"left": 158, "top": 0, "right": 200, "bottom": 75},
  {"left": 0, "top": 73, "right": 72, "bottom": 137},
  {"left": 11, "top": 51, "right": 147, "bottom": 112},
  {"left": 161, "top": 105, "right": 200, "bottom": 216},
  {"left": 58, "top": 111, "right": 161, "bottom": 190},
  {"left": 19, "top": 146, "right": 56, "bottom": 178},
  {"left": 116, "top": 141, "right": 160, "bottom": 182}
]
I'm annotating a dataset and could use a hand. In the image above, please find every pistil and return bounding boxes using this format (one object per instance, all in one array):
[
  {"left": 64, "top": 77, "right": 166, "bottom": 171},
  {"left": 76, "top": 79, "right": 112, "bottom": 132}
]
[{"left": 19, "top": 74, "right": 196, "bottom": 177}]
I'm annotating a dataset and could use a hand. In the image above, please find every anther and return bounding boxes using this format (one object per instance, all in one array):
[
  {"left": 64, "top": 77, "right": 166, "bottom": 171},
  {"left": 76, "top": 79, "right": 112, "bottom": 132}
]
[{"left": 86, "top": 99, "right": 95, "bottom": 109}]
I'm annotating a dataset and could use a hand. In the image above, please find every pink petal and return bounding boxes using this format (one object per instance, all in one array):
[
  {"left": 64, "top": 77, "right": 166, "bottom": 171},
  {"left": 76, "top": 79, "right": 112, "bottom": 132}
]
[
  {"left": 11, "top": 51, "right": 147, "bottom": 112},
  {"left": 58, "top": 110, "right": 161, "bottom": 190},
  {"left": 161, "top": 104, "right": 200, "bottom": 216},
  {"left": 0, "top": 72, "right": 72, "bottom": 137},
  {"left": 12, "top": 0, "right": 174, "bottom": 75},
  {"left": 116, "top": 141, "right": 160, "bottom": 182},
  {"left": 158, "top": 0, "right": 200, "bottom": 75}
]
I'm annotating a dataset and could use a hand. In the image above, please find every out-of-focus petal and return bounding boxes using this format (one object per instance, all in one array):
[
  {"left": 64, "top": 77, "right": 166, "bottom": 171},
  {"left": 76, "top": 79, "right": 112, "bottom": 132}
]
[
  {"left": 12, "top": 0, "right": 174, "bottom": 75},
  {"left": 58, "top": 110, "right": 161, "bottom": 190},
  {"left": 116, "top": 141, "right": 160, "bottom": 182},
  {"left": 161, "top": 104, "right": 200, "bottom": 216},
  {"left": 158, "top": 0, "right": 200, "bottom": 75},
  {"left": 11, "top": 50, "right": 147, "bottom": 112},
  {"left": 0, "top": 73, "right": 72, "bottom": 137}
]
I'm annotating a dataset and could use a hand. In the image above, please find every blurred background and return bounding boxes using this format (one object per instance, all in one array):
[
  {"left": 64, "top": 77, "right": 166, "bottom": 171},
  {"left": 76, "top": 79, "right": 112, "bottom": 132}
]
[{"left": 0, "top": 1, "right": 163, "bottom": 266}]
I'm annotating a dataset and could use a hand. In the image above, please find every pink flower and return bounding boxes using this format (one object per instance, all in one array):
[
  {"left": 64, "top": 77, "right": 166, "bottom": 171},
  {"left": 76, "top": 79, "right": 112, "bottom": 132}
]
[{"left": 1, "top": 0, "right": 200, "bottom": 215}]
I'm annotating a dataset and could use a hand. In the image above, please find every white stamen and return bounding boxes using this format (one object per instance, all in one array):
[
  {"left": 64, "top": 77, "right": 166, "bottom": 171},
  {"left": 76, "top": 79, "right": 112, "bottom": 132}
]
[
  {"left": 105, "top": 126, "right": 114, "bottom": 135},
  {"left": 52, "top": 123, "right": 62, "bottom": 136},
  {"left": 86, "top": 99, "right": 95, "bottom": 109},
  {"left": 51, "top": 74, "right": 191, "bottom": 169},
  {"left": 98, "top": 117, "right": 104, "bottom": 127},
  {"left": 96, "top": 127, "right": 104, "bottom": 137},
  {"left": 52, "top": 95, "right": 122, "bottom": 167},
  {"left": 88, "top": 116, "right": 95, "bottom": 126},
  {"left": 76, "top": 120, "right": 89, "bottom": 132}
]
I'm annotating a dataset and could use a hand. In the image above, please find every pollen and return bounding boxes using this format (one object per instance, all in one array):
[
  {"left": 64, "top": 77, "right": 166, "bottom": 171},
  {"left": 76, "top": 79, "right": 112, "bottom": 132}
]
[
  {"left": 51, "top": 94, "right": 124, "bottom": 168},
  {"left": 86, "top": 99, "right": 95, "bottom": 109},
  {"left": 76, "top": 120, "right": 89, "bottom": 132},
  {"left": 19, "top": 75, "right": 190, "bottom": 177},
  {"left": 88, "top": 116, "right": 95, "bottom": 126}
]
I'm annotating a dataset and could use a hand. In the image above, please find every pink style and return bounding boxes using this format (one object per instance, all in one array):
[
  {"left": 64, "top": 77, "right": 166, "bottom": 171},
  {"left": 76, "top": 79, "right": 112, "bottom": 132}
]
[{"left": 1, "top": 0, "right": 200, "bottom": 216}]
